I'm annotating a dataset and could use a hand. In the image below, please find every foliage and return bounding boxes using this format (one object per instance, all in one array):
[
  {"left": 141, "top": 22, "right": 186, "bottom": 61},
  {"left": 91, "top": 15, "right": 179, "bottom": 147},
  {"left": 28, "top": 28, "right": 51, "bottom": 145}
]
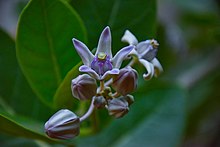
[{"left": 0, "top": 0, "right": 220, "bottom": 146}]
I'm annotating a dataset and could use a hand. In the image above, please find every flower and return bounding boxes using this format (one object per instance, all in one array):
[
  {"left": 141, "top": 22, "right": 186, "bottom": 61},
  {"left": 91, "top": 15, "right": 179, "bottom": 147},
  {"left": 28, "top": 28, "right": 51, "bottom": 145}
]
[
  {"left": 45, "top": 109, "right": 80, "bottom": 139},
  {"left": 119, "top": 94, "right": 134, "bottom": 106},
  {"left": 112, "top": 67, "right": 138, "bottom": 96},
  {"left": 71, "top": 74, "right": 97, "bottom": 100},
  {"left": 93, "top": 95, "right": 107, "bottom": 109},
  {"left": 107, "top": 98, "right": 129, "bottom": 118},
  {"left": 72, "top": 26, "right": 134, "bottom": 80},
  {"left": 121, "top": 30, "right": 163, "bottom": 80}
]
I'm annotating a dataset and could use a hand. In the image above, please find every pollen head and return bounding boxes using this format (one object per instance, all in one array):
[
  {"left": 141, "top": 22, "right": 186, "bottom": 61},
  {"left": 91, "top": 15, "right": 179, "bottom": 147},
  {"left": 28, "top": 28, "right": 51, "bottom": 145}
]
[
  {"left": 98, "top": 52, "right": 107, "bottom": 60},
  {"left": 150, "top": 39, "right": 159, "bottom": 49}
]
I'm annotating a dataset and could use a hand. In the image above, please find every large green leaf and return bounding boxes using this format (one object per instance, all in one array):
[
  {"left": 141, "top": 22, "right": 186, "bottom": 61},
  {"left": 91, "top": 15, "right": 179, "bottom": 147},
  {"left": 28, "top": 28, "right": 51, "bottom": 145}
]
[
  {"left": 0, "top": 29, "right": 16, "bottom": 102},
  {"left": 76, "top": 84, "right": 186, "bottom": 147},
  {"left": 53, "top": 62, "right": 81, "bottom": 109},
  {"left": 0, "top": 113, "right": 69, "bottom": 145},
  {"left": 71, "top": 0, "right": 156, "bottom": 52},
  {"left": 16, "top": 0, "right": 87, "bottom": 107},
  {"left": 0, "top": 29, "right": 52, "bottom": 121}
]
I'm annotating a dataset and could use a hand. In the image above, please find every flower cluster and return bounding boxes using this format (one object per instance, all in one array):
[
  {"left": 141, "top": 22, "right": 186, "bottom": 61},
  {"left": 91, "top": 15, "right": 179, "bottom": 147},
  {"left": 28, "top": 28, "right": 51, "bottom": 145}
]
[{"left": 45, "top": 26, "right": 163, "bottom": 139}]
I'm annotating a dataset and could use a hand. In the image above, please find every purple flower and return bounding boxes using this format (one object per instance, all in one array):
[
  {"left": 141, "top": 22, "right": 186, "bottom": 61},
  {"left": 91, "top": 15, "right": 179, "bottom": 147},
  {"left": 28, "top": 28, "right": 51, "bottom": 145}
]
[
  {"left": 112, "top": 67, "right": 138, "bottom": 96},
  {"left": 45, "top": 109, "right": 80, "bottom": 139},
  {"left": 121, "top": 30, "right": 163, "bottom": 80},
  {"left": 72, "top": 26, "right": 134, "bottom": 80},
  {"left": 107, "top": 98, "right": 129, "bottom": 118},
  {"left": 71, "top": 74, "right": 97, "bottom": 100}
]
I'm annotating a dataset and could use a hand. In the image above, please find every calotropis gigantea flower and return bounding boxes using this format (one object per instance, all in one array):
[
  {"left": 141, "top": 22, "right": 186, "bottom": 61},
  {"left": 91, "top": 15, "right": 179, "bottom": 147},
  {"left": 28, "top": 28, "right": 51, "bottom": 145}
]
[
  {"left": 72, "top": 26, "right": 134, "bottom": 80},
  {"left": 112, "top": 67, "right": 138, "bottom": 96},
  {"left": 107, "top": 98, "right": 129, "bottom": 118},
  {"left": 45, "top": 109, "right": 80, "bottom": 139},
  {"left": 121, "top": 30, "right": 163, "bottom": 80},
  {"left": 71, "top": 74, "right": 97, "bottom": 101}
]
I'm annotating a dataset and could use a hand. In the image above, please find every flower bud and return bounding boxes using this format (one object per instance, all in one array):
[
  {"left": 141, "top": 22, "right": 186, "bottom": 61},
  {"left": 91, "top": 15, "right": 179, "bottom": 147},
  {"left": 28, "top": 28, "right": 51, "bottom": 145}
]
[
  {"left": 107, "top": 98, "right": 129, "bottom": 118},
  {"left": 45, "top": 109, "right": 80, "bottom": 139},
  {"left": 112, "top": 67, "right": 138, "bottom": 96},
  {"left": 93, "top": 96, "right": 107, "bottom": 109},
  {"left": 119, "top": 95, "right": 134, "bottom": 106},
  {"left": 71, "top": 74, "right": 97, "bottom": 100}
]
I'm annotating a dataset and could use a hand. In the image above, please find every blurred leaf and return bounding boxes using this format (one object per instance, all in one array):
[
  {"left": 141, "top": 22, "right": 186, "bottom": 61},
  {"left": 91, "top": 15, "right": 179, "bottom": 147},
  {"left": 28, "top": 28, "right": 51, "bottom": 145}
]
[
  {"left": 16, "top": 0, "right": 87, "bottom": 107},
  {"left": 0, "top": 29, "right": 17, "bottom": 105},
  {"left": 0, "top": 28, "right": 52, "bottom": 121},
  {"left": 71, "top": 0, "right": 156, "bottom": 53},
  {"left": 53, "top": 62, "right": 81, "bottom": 109},
  {"left": 76, "top": 84, "right": 186, "bottom": 147},
  {"left": 0, "top": 113, "right": 68, "bottom": 145},
  {"left": 0, "top": 133, "right": 39, "bottom": 147}
]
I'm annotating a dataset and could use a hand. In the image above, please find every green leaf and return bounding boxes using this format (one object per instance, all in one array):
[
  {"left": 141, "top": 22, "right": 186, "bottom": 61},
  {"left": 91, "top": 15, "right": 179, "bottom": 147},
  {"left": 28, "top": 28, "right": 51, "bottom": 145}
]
[
  {"left": 71, "top": 0, "right": 156, "bottom": 52},
  {"left": 0, "top": 29, "right": 53, "bottom": 121},
  {"left": 0, "top": 29, "right": 17, "bottom": 104},
  {"left": 16, "top": 0, "right": 87, "bottom": 107},
  {"left": 76, "top": 85, "right": 186, "bottom": 147},
  {"left": 0, "top": 112, "right": 69, "bottom": 145},
  {"left": 53, "top": 62, "right": 81, "bottom": 109}
]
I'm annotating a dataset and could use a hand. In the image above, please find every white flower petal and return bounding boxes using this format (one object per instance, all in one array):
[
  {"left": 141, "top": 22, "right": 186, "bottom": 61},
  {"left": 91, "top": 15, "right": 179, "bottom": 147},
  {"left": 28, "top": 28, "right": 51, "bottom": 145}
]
[
  {"left": 101, "top": 68, "right": 119, "bottom": 80},
  {"left": 79, "top": 65, "right": 100, "bottom": 80},
  {"left": 129, "top": 48, "right": 139, "bottom": 58},
  {"left": 111, "top": 45, "right": 134, "bottom": 68},
  {"left": 121, "top": 30, "right": 138, "bottom": 45},
  {"left": 136, "top": 40, "right": 151, "bottom": 56},
  {"left": 151, "top": 58, "right": 163, "bottom": 77},
  {"left": 96, "top": 26, "right": 112, "bottom": 58},
  {"left": 139, "top": 59, "right": 154, "bottom": 80},
  {"left": 72, "top": 38, "right": 94, "bottom": 66}
]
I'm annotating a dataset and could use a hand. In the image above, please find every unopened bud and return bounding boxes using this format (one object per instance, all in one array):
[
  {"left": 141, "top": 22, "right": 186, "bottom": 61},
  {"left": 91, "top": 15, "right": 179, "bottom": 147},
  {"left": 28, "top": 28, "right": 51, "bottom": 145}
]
[
  {"left": 119, "top": 95, "right": 134, "bottom": 106},
  {"left": 45, "top": 109, "right": 80, "bottom": 139},
  {"left": 107, "top": 98, "right": 129, "bottom": 118},
  {"left": 112, "top": 67, "right": 138, "bottom": 96},
  {"left": 93, "top": 96, "right": 107, "bottom": 109},
  {"left": 71, "top": 74, "right": 97, "bottom": 100}
]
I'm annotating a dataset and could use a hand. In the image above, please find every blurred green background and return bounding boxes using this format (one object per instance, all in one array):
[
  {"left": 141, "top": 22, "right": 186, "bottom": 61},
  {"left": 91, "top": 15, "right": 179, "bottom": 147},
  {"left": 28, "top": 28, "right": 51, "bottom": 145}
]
[{"left": 0, "top": 0, "right": 220, "bottom": 146}]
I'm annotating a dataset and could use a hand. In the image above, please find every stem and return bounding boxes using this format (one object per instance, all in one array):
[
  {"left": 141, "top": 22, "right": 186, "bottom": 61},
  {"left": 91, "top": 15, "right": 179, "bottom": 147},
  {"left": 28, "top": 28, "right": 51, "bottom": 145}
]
[
  {"left": 100, "top": 80, "right": 105, "bottom": 92},
  {"left": 79, "top": 97, "right": 95, "bottom": 122}
]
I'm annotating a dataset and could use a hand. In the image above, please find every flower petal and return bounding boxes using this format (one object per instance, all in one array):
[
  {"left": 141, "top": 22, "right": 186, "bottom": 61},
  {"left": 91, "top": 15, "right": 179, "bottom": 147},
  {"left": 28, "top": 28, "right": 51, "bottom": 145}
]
[
  {"left": 121, "top": 30, "right": 138, "bottom": 45},
  {"left": 129, "top": 48, "right": 139, "bottom": 58},
  {"left": 139, "top": 59, "right": 154, "bottom": 80},
  {"left": 111, "top": 45, "right": 134, "bottom": 68},
  {"left": 72, "top": 38, "right": 94, "bottom": 66},
  {"left": 136, "top": 40, "right": 151, "bottom": 56},
  {"left": 79, "top": 65, "right": 100, "bottom": 80},
  {"left": 101, "top": 68, "right": 119, "bottom": 80},
  {"left": 96, "top": 26, "right": 112, "bottom": 58},
  {"left": 151, "top": 58, "right": 163, "bottom": 77}
]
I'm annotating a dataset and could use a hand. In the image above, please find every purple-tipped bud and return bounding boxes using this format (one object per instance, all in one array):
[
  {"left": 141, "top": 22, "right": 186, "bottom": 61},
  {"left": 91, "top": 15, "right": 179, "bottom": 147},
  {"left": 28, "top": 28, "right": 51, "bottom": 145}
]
[
  {"left": 44, "top": 109, "right": 80, "bottom": 139},
  {"left": 93, "top": 96, "right": 107, "bottom": 109},
  {"left": 71, "top": 74, "right": 97, "bottom": 100},
  {"left": 119, "top": 95, "right": 134, "bottom": 106},
  {"left": 107, "top": 98, "right": 129, "bottom": 118},
  {"left": 91, "top": 53, "right": 113, "bottom": 76},
  {"left": 112, "top": 67, "right": 138, "bottom": 96}
]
